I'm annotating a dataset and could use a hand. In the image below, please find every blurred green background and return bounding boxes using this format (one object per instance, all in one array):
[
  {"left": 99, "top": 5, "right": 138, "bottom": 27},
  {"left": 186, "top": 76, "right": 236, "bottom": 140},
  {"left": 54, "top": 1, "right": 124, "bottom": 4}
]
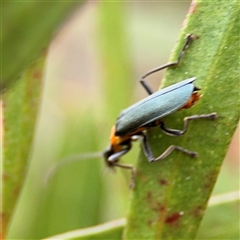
[{"left": 5, "top": 1, "right": 239, "bottom": 239}]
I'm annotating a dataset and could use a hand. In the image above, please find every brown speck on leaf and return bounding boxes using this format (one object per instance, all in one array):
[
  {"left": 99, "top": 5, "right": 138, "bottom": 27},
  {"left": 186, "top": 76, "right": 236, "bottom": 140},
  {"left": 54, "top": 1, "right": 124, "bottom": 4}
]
[
  {"left": 33, "top": 71, "right": 42, "bottom": 80},
  {"left": 136, "top": 170, "right": 147, "bottom": 183},
  {"left": 159, "top": 178, "right": 168, "bottom": 186},
  {"left": 14, "top": 186, "right": 21, "bottom": 196},
  {"left": 203, "top": 170, "right": 217, "bottom": 189},
  {"left": 2, "top": 172, "right": 9, "bottom": 181},
  {"left": 148, "top": 219, "right": 154, "bottom": 226},
  {"left": 145, "top": 191, "right": 153, "bottom": 204},
  {"left": 165, "top": 212, "right": 184, "bottom": 225},
  {"left": 192, "top": 205, "right": 204, "bottom": 218},
  {"left": 152, "top": 202, "right": 166, "bottom": 212}
]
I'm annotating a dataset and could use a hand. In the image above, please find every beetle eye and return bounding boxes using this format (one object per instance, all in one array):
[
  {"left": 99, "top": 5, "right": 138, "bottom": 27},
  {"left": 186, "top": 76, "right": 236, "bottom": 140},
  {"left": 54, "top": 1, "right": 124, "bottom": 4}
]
[{"left": 103, "top": 146, "right": 112, "bottom": 160}]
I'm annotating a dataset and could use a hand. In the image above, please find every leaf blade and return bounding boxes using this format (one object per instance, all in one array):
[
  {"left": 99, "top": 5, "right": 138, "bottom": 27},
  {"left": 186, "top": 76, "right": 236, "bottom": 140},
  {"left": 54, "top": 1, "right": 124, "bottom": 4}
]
[{"left": 124, "top": 1, "right": 240, "bottom": 239}]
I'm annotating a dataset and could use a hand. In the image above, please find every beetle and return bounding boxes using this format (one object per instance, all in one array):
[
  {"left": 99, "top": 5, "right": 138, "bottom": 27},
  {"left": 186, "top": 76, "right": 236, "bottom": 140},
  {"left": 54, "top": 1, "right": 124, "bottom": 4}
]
[{"left": 103, "top": 34, "right": 217, "bottom": 184}]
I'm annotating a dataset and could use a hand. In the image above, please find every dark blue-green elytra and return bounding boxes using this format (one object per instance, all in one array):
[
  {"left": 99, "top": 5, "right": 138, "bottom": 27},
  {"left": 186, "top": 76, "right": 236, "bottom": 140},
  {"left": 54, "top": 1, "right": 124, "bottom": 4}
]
[{"left": 115, "top": 77, "right": 197, "bottom": 136}]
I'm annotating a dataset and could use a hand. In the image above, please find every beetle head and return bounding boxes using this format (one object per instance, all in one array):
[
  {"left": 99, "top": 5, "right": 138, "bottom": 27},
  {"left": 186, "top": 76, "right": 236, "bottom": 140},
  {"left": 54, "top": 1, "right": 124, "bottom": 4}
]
[{"left": 103, "top": 146, "right": 116, "bottom": 168}]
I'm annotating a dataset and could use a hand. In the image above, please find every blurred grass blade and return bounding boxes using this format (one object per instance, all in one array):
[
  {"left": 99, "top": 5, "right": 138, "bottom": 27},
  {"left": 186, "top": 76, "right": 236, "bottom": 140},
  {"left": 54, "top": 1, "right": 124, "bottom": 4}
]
[
  {"left": 208, "top": 190, "right": 240, "bottom": 206},
  {"left": 41, "top": 190, "right": 240, "bottom": 239},
  {"left": 1, "top": 2, "right": 88, "bottom": 237},
  {"left": 42, "top": 219, "right": 125, "bottom": 240},
  {"left": 124, "top": 0, "right": 240, "bottom": 239},
  {"left": 2, "top": 53, "right": 45, "bottom": 237},
  {"left": 97, "top": 2, "right": 134, "bottom": 119},
  {"left": 197, "top": 193, "right": 240, "bottom": 239},
  {"left": 1, "top": 1, "right": 84, "bottom": 92}
]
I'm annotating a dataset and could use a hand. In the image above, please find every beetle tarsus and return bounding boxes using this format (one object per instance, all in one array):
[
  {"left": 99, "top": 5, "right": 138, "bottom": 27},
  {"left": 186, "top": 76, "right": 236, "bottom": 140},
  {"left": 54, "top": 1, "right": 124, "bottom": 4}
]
[
  {"left": 153, "top": 145, "right": 198, "bottom": 162},
  {"left": 205, "top": 112, "right": 218, "bottom": 120},
  {"left": 160, "top": 112, "right": 218, "bottom": 136},
  {"left": 139, "top": 34, "right": 197, "bottom": 96},
  {"left": 184, "top": 112, "right": 218, "bottom": 121},
  {"left": 112, "top": 162, "right": 136, "bottom": 189}
]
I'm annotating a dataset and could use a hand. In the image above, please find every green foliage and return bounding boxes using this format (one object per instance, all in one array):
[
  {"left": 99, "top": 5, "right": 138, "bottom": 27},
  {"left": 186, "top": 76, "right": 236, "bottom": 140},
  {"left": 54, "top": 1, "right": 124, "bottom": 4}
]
[
  {"left": 125, "top": 0, "right": 240, "bottom": 239},
  {"left": 197, "top": 192, "right": 240, "bottom": 239},
  {"left": 1, "top": 1, "right": 82, "bottom": 91},
  {"left": 2, "top": 1, "right": 239, "bottom": 240},
  {"left": 2, "top": 55, "right": 45, "bottom": 236},
  {"left": 1, "top": 1, "right": 85, "bottom": 238}
]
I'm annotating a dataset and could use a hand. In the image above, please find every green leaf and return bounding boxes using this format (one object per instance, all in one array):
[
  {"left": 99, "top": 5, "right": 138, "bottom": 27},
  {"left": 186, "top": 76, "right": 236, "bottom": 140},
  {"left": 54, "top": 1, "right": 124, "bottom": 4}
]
[
  {"left": 2, "top": 54, "right": 45, "bottom": 237},
  {"left": 1, "top": 2, "right": 86, "bottom": 237},
  {"left": 97, "top": 1, "right": 134, "bottom": 119},
  {"left": 42, "top": 191, "right": 240, "bottom": 239},
  {"left": 124, "top": 0, "right": 240, "bottom": 239},
  {"left": 1, "top": 1, "right": 83, "bottom": 91},
  {"left": 5, "top": 2, "right": 134, "bottom": 239},
  {"left": 197, "top": 191, "right": 240, "bottom": 239}
]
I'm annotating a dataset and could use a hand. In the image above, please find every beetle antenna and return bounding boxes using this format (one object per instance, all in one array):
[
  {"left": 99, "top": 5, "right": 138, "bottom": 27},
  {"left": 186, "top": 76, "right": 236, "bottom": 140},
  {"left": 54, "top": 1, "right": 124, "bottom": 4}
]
[{"left": 44, "top": 152, "right": 103, "bottom": 186}]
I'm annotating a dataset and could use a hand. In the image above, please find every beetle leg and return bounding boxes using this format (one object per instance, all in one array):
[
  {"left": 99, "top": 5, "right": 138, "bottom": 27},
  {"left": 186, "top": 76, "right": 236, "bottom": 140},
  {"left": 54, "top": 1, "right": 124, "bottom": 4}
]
[
  {"left": 106, "top": 144, "right": 136, "bottom": 188},
  {"left": 136, "top": 133, "right": 198, "bottom": 162},
  {"left": 160, "top": 112, "right": 218, "bottom": 136},
  {"left": 140, "top": 34, "right": 196, "bottom": 95},
  {"left": 155, "top": 145, "right": 198, "bottom": 161},
  {"left": 133, "top": 134, "right": 156, "bottom": 162},
  {"left": 112, "top": 162, "right": 136, "bottom": 189}
]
